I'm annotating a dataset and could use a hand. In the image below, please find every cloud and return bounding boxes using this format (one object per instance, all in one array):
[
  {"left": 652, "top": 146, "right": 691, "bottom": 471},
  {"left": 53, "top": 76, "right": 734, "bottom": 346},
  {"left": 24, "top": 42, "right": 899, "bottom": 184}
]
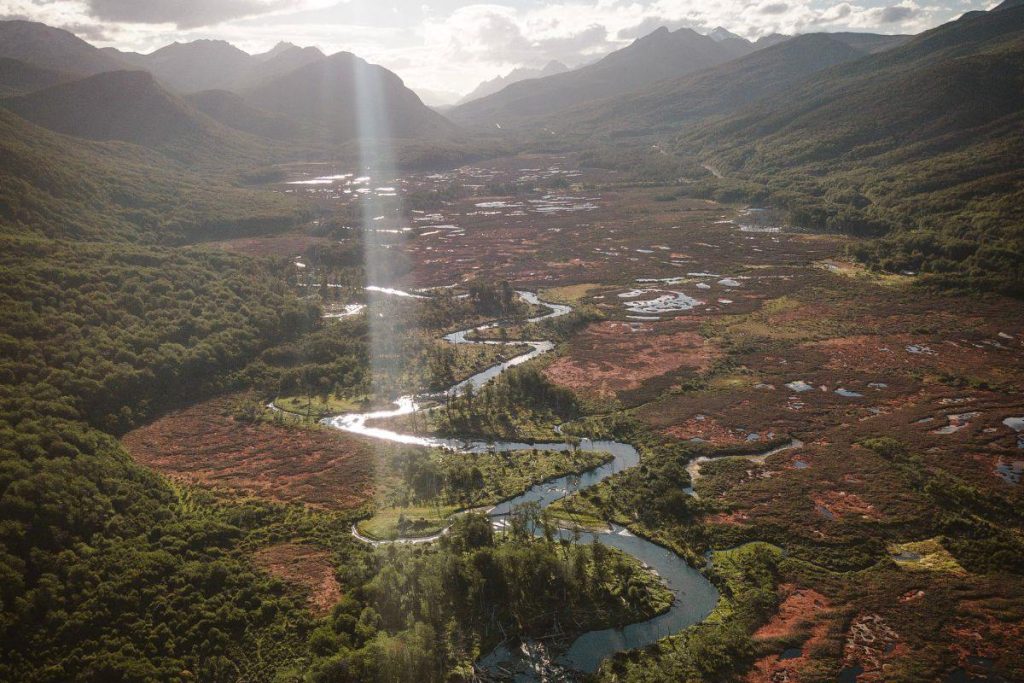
[
  {"left": 878, "top": 5, "right": 919, "bottom": 22},
  {"left": 0, "top": 0, "right": 992, "bottom": 93},
  {"left": 617, "top": 17, "right": 697, "bottom": 40},
  {"left": 426, "top": 5, "right": 609, "bottom": 66},
  {"left": 85, "top": 0, "right": 297, "bottom": 28}
]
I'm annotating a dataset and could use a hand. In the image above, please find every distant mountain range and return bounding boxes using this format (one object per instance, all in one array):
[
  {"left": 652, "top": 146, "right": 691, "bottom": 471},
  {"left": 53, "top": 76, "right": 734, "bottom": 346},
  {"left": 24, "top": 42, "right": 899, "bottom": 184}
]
[
  {"left": 543, "top": 32, "right": 909, "bottom": 137},
  {"left": 244, "top": 51, "right": 455, "bottom": 141},
  {"left": 102, "top": 40, "right": 326, "bottom": 92},
  {"left": 447, "top": 26, "right": 772, "bottom": 128},
  {"left": 0, "top": 19, "right": 455, "bottom": 161},
  {"left": 457, "top": 60, "right": 570, "bottom": 105},
  {"left": 685, "top": 6, "right": 1023, "bottom": 184},
  {"left": 0, "top": 20, "right": 125, "bottom": 75},
  {"left": 1, "top": 10, "right": 1020, "bottom": 294}
]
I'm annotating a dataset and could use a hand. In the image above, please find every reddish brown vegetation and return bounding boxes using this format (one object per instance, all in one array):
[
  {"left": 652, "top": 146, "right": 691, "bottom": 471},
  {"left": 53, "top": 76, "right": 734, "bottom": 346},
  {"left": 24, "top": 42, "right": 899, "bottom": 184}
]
[
  {"left": 123, "top": 396, "right": 376, "bottom": 510},
  {"left": 842, "top": 613, "right": 900, "bottom": 682},
  {"left": 252, "top": 542, "right": 342, "bottom": 616},
  {"left": 945, "top": 599, "right": 1024, "bottom": 674},
  {"left": 745, "top": 584, "right": 833, "bottom": 683},
  {"left": 544, "top": 321, "right": 719, "bottom": 399},
  {"left": 664, "top": 415, "right": 753, "bottom": 445},
  {"left": 705, "top": 510, "right": 751, "bottom": 526},
  {"left": 812, "top": 490, "right": 882, "bottom": 520}
]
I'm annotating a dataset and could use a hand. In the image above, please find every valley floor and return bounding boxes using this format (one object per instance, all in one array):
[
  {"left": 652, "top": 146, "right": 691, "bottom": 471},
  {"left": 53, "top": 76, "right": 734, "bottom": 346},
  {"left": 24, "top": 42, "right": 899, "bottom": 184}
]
[{"left": 129, "top": 154, "right": 1024, "bottom": 681}]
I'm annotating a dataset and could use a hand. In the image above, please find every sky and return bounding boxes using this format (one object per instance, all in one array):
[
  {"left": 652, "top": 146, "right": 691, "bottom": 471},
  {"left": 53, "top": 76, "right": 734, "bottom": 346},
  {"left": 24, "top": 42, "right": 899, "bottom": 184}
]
[{"left": 0, "top": 0, "right": 996, "bottom": 97}]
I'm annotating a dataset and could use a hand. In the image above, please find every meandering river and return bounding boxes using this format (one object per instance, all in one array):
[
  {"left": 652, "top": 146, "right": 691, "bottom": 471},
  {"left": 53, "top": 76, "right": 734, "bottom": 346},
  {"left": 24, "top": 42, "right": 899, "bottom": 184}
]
[{"left": 323, "top": 290, "right": 720, "bottom": 678}]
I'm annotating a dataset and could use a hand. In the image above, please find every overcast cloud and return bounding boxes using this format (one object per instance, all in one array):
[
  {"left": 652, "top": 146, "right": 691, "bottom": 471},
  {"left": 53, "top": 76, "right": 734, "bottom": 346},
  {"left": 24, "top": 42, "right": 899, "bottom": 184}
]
[{"left": 0, "top": 0, "right": 997, "bottom": 95}]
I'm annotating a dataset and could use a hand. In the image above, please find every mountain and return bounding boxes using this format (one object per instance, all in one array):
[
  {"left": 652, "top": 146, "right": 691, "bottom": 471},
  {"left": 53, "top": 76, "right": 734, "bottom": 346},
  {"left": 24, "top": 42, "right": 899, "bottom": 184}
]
[
  {"left": 0, "top": 70, "right": 283, "bottom": 165},
  {"left": 0, "top": 20, "right": 126, "bottom": 75},
  {"left": 135, "top": 40, "right": 254, "bottom": 92},
  {"left": 689, "top": 11, "right": 1023, "bottom": 171},
  {"left": 0, "top": 107, "right": 300, "bottom": 242},
  {"left": 681, "top": 5, "right": 1024, "bottom": 293},
  {"left": 0, "top": 57, "right": 76, "bottom": 97},
  {"left": 100, "top": 46, "right": 147, "bottom": 67},
  {"left": 448, "top": 26, "right": 757, "bottom": 128},
  {"left": 186, "top": 89, "right": 310, "bottom": 140},
  {"left": 548, "top": 32, "right": 897, "bottom": 137},
  {"left": 253, "top": 41, "right": 304, "bottom": 61},
  {"left": 103, "top": 40, "right": 326, "bottom": 93},
  {"left": 707, "top": 26, "right": 751, "bottom": 52},
  {"left": 458, "top": 60, "right": 570, "bottom": 105},
  {"left": 244, "top": 51, "right": 457, "bottom": 140},
  {"left": 2, "top": 70, "right": 205, "bottom": 145},
  {"left": 240, "top": 43, "right": 325, "bottom": 88},
  {"left": 826, "top": 32, "right": 910, "bottom": 53},
  {"left": 754, "top": 34, "right": 791, "bottom": 48}
]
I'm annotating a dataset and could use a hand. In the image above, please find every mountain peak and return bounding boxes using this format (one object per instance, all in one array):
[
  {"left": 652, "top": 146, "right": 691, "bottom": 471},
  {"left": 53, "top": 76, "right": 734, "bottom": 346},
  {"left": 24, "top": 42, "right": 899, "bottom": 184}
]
[
  {"left": 0, "top": 19, "right": 127, "bottom": 75},
  {"left": 709, "top": 26, "right": 744, "bottom": 43},
  {"left": 244, "top": 50, "right": 455, "bottom": 140},
  {"left": 755, "top": 34, "right": 791, "bottom": 48},
  {"left": 151, "top": 39, "right": 249, "bottom": 59},
  {"left": 640, "top": 26, "right": 671, "bottom": 42},
  {"left": 451, "top": 17, "right": 758, "bottom": 126},
  {"left": 257, "top": 41, "right": 301, "bottom": 59}
]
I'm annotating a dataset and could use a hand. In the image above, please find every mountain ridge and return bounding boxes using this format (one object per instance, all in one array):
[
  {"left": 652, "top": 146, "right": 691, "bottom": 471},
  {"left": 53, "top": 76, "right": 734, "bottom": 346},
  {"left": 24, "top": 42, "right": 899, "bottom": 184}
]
[
  {"left": 0, "top": 69, "right": 293, "bottom": 165},
  {"left": 448, "top": 26, "right": 760, "bottom": 128},
  {"left": 457, "top": 60, "right": 570, "bottom": 105},
  {"left": 0, "top": 57, "right": 77, "bottom": 97},
  {"left": 0, "top": 20, "right": 127, "bottom": 75},
  {"left": 244, "top": 51, "right": 457, "bottom": 141},
  {"left": 545, "top": 31, "right": 910, "bottom": 138},
  {"left": 678, "top": 5, "right": 1024, "bottom": 293}
]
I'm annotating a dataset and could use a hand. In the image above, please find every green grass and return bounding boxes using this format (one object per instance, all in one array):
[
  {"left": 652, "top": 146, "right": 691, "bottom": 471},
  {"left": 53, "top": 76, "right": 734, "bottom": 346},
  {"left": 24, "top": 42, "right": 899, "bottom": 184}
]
[
  {"left": 888, "top": 537, "right": 967, "bottom": 574},
  {"left": 363, "top": 447, "right": 614, "bottom": 539},
  {"left": 546, "top": 500, "right": 611, "bottom": 531},
  {"left": 357, "top": 505, "right": 458, "bottom": 540},
  {"left": 541, "top": 283, "right": 600, "bottom": 303},
  {"left": 274, "top": 394, "right": 364, "bottom": 419}
]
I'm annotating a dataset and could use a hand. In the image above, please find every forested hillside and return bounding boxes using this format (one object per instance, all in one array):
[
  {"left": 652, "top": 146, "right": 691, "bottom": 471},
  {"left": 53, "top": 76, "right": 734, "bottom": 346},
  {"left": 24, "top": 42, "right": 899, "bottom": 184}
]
[
  {"left": 0, "top": 57, "right": 73, "bottom": 97},
  {"left": 678, "top": 6, "right": 1024, "bottom": 295},
  {"left": 545, "top": 33, "right": 886, "bottom": 138},
  {"left": 0, "top": 237, "right": 327, "bottom": 680},
  {"left": 0, "top": 20, "right": 126, "bottom": 75},
  {"left": 448, "top": 26, "right": 758, "bottom": 128},
  {"left": 0, "top": 109, "right": 303, "bottom": 242},
  {"left": 0, "top": 70, "right": 292, "bottom": 165}
]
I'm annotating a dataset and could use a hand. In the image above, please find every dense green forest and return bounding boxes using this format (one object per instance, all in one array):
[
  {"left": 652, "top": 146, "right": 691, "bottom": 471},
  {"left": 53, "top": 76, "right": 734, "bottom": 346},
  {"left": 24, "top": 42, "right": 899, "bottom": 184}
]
[
  {"left": 0, "top": 235, "right": 322, "bottom": 680},
  {"left": 675, "top": 7, "right": 1024, "bottom": 296},
  {"left": 0, "top": 110, "right": 308, "bottom": 243},
  {"left": 0, "top": 223, "right": 666, "bottom": 680},
  {"left": 2, "top": 4, "right": 1022, "bottom": 678},
  {"left": 302, "top": 515, "right": 671, "bottom": 682},
  {"left": 431, "top": 366, "right": 581, "bottom": 439}
]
